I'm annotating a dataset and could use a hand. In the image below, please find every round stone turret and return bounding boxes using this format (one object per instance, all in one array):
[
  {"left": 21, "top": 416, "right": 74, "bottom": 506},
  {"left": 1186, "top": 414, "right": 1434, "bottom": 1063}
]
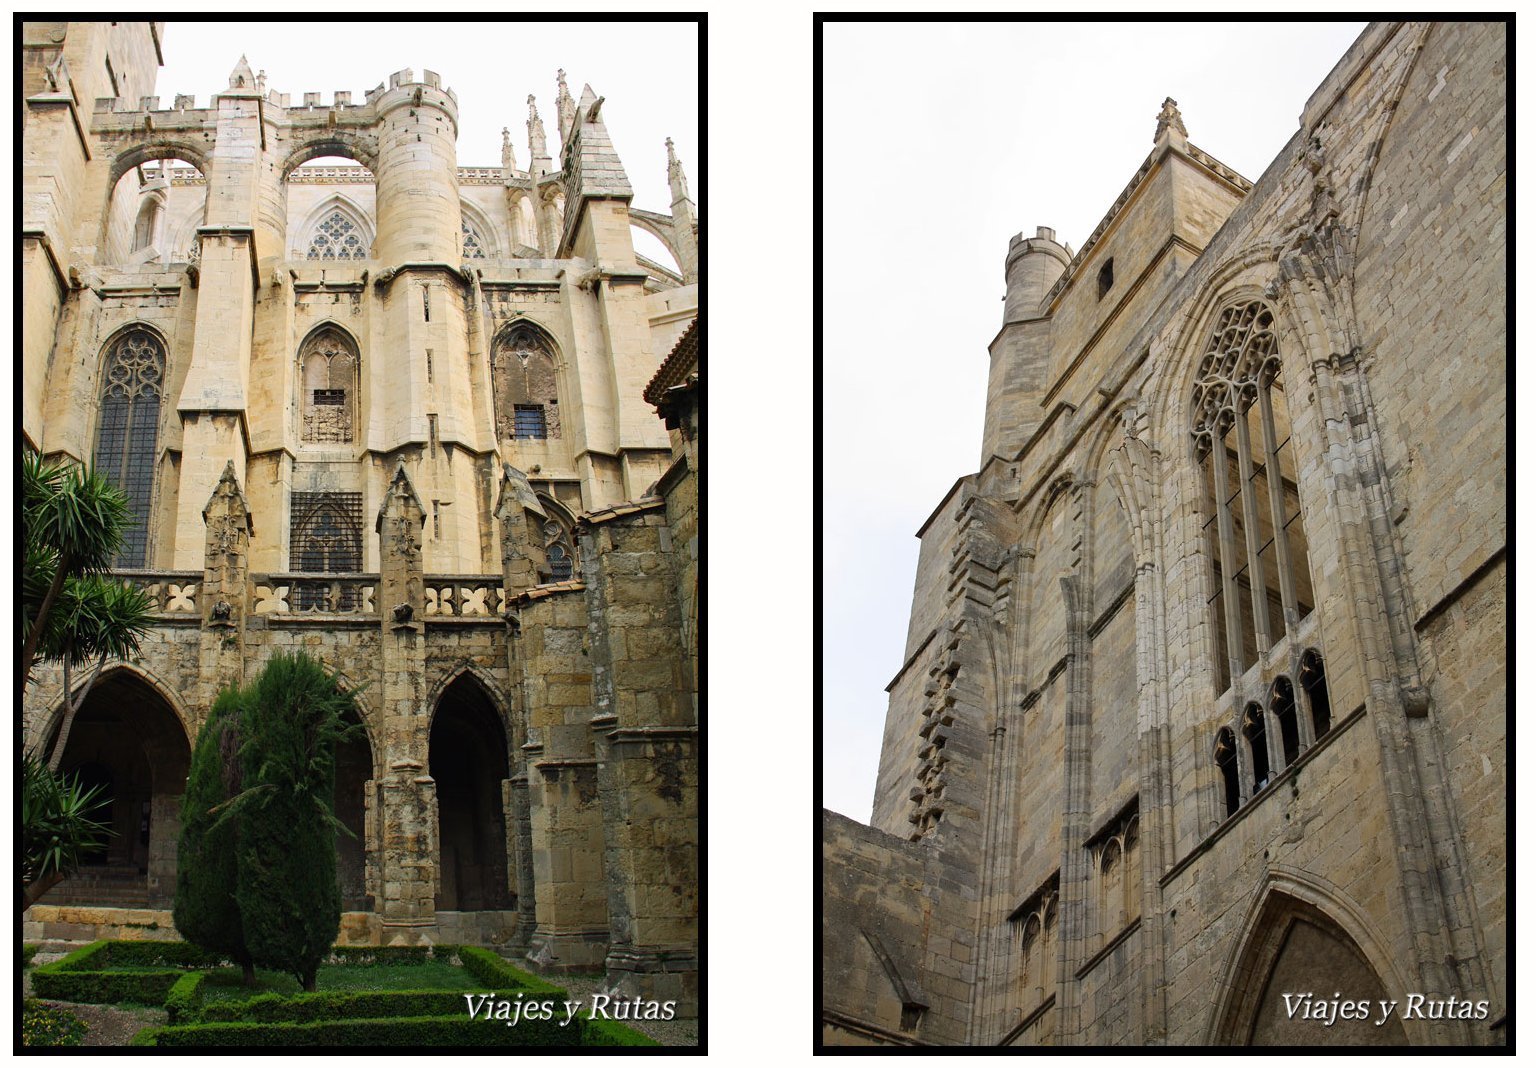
[
  {"left": 373, "top": 69, "right": 463, "bottom": 263},
  {"left": 1003, "top": 226, "right": 1071, "bottom": 323}
]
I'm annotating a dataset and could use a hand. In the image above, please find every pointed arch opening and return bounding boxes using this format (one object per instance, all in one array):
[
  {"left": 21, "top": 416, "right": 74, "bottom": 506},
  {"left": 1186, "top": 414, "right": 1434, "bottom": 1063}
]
[
  {"left": 1300, "top": 649, "right": 1331, "bottom": 738},
  {"left": 1271, "top": 676, "right": 1300, "bottom": 766},
  {"left": 1212, "top": 889, "right": 1409, "bottom": 1045},
  {"left": 1242, "top": 703, "right": 1271, "bottom": 794},
  {"left": 429, "top": 674, "right": 513, "bottom": 912},
  {"left": 1214, "top": 727, "right": 1240, "bottom": 819},
  {"left": 40, "top": 669, "right": 192, "bottom": 909}
]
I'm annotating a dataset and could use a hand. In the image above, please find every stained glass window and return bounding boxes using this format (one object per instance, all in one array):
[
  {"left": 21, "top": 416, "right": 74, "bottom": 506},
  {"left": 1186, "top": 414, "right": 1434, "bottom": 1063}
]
[
  {"left": 306, "top": 210, "right": 367, "bottom": 260},
  {"left": 92, "top": 329, "right": 165, "bottom": 567}
]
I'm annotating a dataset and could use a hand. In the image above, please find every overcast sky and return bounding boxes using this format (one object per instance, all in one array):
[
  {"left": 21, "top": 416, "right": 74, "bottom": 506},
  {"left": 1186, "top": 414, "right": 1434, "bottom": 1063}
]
[
  {"left": 153, "top": 20, "right": 697, "bottom": 268},
  {"left": 822, "top": 20, "right": 1369, "bottom": 823}
]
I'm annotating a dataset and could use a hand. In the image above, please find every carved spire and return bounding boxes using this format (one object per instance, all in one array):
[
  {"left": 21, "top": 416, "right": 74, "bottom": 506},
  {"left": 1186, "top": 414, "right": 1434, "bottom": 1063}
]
[
  {"left": 556, "top": 69, "right": 576, "bottom": 146},
  {"left": 375, "top": 462, "right": 426, "bottom": 628},
  {"left": 667, "top": 137, "right": 691, "bottom": 204},
  {"left": 201, "top": 461, "right": 252, "bottom": 626},
  {"left": 228, "top": 55, "right": 255, "bottom": 90},
  {"left": 1154, "top": 96, "right": 1188, "bottom": 147},
  {"left": 502, "top": 126, "right": 516, "bottom": 173},
  {"left": 527, "top": 94, "right": 548, "bottom": 160}
]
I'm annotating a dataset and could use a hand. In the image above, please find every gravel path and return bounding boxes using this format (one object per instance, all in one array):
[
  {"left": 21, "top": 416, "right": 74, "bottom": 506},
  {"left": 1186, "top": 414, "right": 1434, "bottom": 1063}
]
[{"left": 553, "top": 973, "right": 700, "bottom": 1047}]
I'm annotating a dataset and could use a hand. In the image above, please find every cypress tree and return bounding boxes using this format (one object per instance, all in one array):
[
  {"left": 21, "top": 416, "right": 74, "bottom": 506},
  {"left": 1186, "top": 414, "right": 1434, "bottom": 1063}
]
[
  {"left": 235, "top": 652, "right": 357, "bottom": 992},
  {"left": 173, "top": 684, "right": 255, "bottom": 983}
]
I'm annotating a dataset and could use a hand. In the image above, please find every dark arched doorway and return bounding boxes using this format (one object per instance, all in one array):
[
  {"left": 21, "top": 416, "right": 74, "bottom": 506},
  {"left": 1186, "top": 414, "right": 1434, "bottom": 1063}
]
[
  {"left": 334, "top": 707, "right": 373, "bottom": 911},
  {"left": 48, "top": 671, "right": 191, "bottom": 908},
  {"left": 429, "top": 676, "right": 512, "bottom": 911}
]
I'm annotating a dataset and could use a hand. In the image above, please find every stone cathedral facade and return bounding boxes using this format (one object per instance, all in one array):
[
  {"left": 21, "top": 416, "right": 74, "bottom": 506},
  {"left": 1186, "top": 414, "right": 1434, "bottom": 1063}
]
[
  {"left": 21, "top": 21, "right": 699, "bottom": 1013},
  {"left": 823, "top": 22, "right": 1503, "bottom": 1046}
]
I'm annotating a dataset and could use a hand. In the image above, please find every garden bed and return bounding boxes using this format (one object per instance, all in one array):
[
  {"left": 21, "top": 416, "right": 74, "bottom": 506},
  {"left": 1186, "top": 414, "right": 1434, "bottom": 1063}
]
[{"left": 31, "top": 940, "right": 660, "bottom": 1047}]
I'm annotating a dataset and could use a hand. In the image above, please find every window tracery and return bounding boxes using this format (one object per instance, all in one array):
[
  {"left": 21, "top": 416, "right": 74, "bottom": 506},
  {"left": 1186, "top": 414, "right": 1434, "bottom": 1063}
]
[
  {"left": 1191, "top": 300, "right": 1314, "bottom": 695},
  {"left": 306, "top": 209, "right": 367, "bottom": 260},
  {"left": 462, "top": 221, "right": 487, "bottom": 259},
  {"left": 537, "top": 497, "right": 578, "bottom": 582},
  {"left": 93, "top": 329, "right": 165, "bottom": 568}
]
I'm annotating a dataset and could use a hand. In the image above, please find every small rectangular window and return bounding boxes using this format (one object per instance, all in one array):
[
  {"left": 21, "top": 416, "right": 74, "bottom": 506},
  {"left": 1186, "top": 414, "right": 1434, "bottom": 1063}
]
[
  {"left": 422, "top": 284, "right": 431, "bottom": 322},
  {"left": 312, "top": 388, "right": 346, "bottom": 406},
  {"left": 513, "top": 405, "right": 547, "bottom": 439},
  {"left": 426, "top": 348, "right": 434, "bottom": 383}
]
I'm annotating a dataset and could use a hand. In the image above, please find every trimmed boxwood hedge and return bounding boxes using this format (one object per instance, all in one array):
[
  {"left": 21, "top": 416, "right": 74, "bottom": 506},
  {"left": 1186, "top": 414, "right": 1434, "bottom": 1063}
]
[
  {"left": 132, "top": 1014, "right": 586, "bottom": 1047},
  {"left": 164, "top": 972, "right": 207, "bottom": 1024},
  {"left": 195, "top": 989, "right": 471, "bottom": 1024},
  {"left": 582, "top": 1017, "right": 663, "bottom": 1046},
  {"left": 31, "top": 941, "right": 228, "bottom": 1005},
  {"left": 456, "top": 946, "right": 567, "bottom": 998}
]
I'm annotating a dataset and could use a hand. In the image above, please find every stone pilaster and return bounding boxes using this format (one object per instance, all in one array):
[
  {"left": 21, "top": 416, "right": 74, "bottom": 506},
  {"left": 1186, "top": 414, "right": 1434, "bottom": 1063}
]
[
  {"left": 517, "top": 587, "right": 608, "bottom": 972},
  {"left": 581, "top": 503, "right": 697, "bottom": 1014},
  {"left": 373, "top": 461, "right": 434, "bottom": 938}
]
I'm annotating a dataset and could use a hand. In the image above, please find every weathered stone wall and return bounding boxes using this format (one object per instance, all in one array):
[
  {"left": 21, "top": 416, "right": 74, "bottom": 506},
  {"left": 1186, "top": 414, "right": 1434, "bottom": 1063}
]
[{"left": 822, "top": 811, "right": 975, "bottom": 1045}]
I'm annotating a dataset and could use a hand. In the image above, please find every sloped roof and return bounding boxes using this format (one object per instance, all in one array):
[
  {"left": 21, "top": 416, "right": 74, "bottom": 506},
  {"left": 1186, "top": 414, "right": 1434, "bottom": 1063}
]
[{"left": 644, "top": 318, "right": 699, "bottom": 407}]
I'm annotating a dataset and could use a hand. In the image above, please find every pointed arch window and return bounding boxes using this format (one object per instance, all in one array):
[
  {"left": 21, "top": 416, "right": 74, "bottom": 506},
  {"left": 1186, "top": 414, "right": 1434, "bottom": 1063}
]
[
  {"left": 306, "top": 209, "right": 368, "bottom": 260},
  {"left": 1214, "top": 727, "right": 1240, "bottom": 819},
  {"left": 1299, "top": 649, "right": 1331, "bottom": 737},
  {"left": 289, "top": 492, "right": 363, "bottom": 610},
  {"left": 299, "top": 327, "right": 359, "bottom": 444},
  {"left": 1271, "top": 676, "right": 1300, "bottom": 767},
  {"left": 537, "top": 495, "right": 578, "bottom": 582},
  {"left": 1192, "top": 300, "right": 1315, "bottom": 695},
  {"left": 492, "top": 323, "right": 561, "bottom": 441},
  {"left": 93, "top": 329, "right": 165, "bottom": 567}
]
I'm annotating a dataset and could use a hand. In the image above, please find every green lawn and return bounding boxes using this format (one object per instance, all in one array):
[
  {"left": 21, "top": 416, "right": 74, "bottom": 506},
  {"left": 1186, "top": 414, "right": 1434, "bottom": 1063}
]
[{"left": 200, "top": 961, "right": 477, "bottom": 1003}]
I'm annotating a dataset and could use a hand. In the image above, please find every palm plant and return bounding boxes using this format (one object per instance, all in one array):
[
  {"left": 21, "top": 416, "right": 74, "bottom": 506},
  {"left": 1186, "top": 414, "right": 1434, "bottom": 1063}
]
[
  {"left": 21, "top": 753, "right": 112, "bottom": 911},
  {"left": 21, "top": 448, "right": 154, "bottom": 909}
]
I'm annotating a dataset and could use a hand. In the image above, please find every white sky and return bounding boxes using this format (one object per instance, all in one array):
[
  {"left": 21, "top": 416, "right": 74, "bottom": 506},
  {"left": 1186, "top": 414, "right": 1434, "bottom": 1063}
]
[
  {"left": 822, "top": 21, "right": 1369, "bottom": 823},
  {"left": 152, "top": 20, "right": 697, "bottom": 269}
]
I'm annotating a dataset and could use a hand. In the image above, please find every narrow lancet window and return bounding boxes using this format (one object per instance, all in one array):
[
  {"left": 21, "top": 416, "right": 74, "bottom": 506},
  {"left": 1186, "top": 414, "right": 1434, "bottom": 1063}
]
[{"left": 93, "top": 329, "right": 166, "bottom": 568}]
